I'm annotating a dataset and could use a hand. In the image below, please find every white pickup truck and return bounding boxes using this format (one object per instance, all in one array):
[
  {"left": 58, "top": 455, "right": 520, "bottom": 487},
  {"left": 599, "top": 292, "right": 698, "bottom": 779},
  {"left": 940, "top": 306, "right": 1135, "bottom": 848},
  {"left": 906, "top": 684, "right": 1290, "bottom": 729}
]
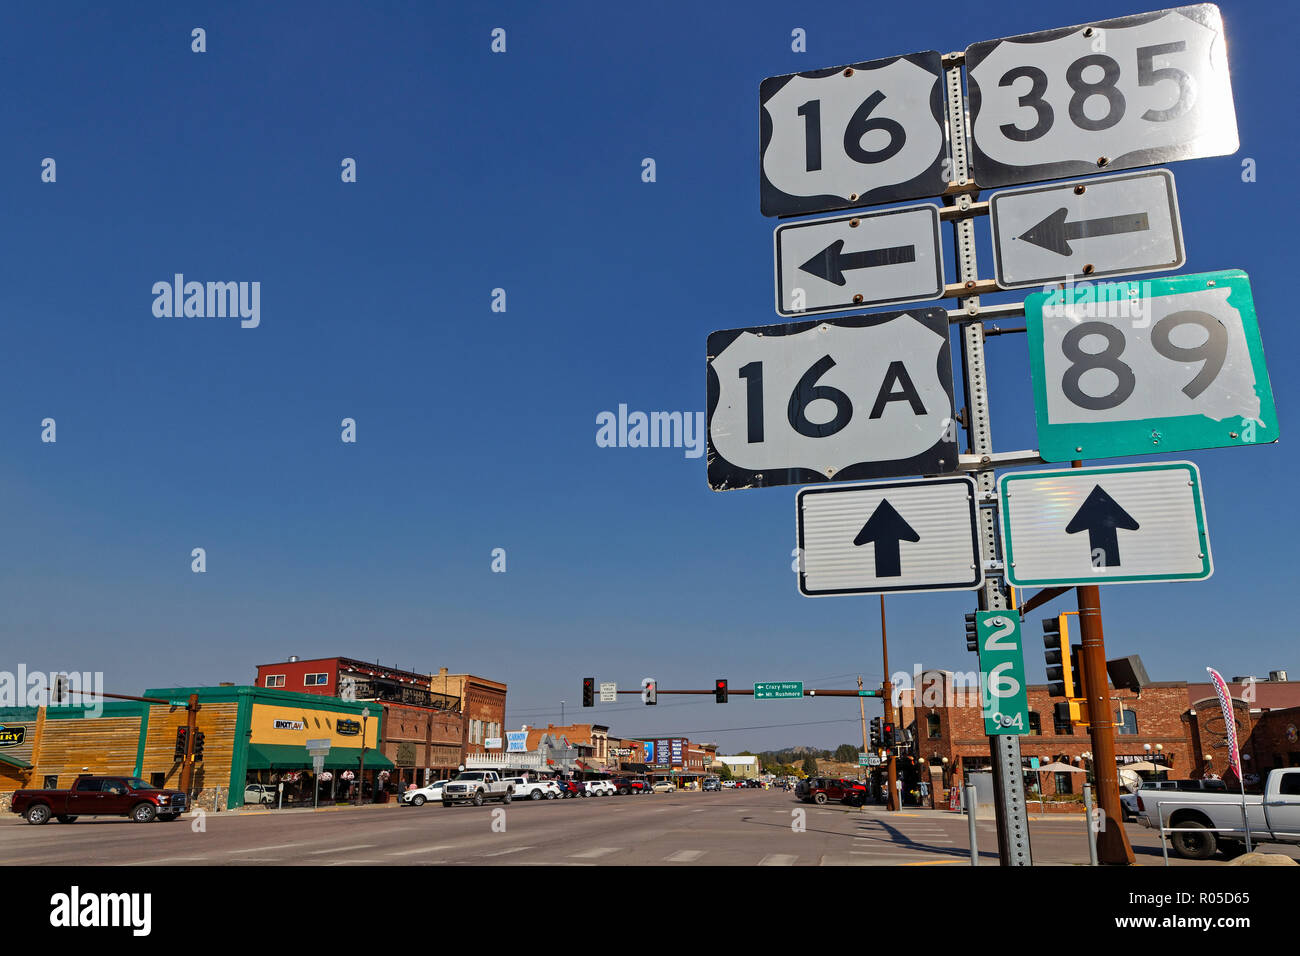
[
  {"left": 441, "top": 771, "right": 514, "bottom": 807},
  {"left": 504, "top": 777, "right": 560, "bottom": 801},
  {"left": 1137, "top": 767, "right": 1300, "bottom": 859},
  {"left": 583, "top": 779, "right": 617, "bottom": 797}
]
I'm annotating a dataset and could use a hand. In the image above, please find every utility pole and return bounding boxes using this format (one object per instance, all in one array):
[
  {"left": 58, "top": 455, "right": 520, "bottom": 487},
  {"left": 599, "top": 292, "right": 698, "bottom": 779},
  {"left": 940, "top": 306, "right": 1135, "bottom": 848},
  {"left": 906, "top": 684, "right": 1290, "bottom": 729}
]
[
  {"left": 880, "top": 596, "right": 898, "bottom": 811},
  {"left": 857, "top": 674, "right": 869, "bottom": 767}
]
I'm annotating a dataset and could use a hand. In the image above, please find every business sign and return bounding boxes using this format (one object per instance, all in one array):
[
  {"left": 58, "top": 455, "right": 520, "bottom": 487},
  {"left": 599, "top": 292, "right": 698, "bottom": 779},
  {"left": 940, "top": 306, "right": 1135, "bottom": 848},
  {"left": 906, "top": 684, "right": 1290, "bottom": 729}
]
[
  {"left": 966, "top": 4, "right": 1239, "bottom": 188},
  {"left": 643, "top": 740, "right": 655, "bottom": 763},
  {"left": 273, "top": 719, "right": 305, "bottom": 732},
  {"left": 760, "top": 51, "right": 949, "bottom": 216},
  {"left": 707, "top": 309, "right": 957, "bottom": 490},
  {"left": 754, "top": 681, "right": 804, "bottom": 700},
  {"left": 304, "top": 738, "right": 331, "bottom": 756},
  {"left": 774, "top": 205, "right": 944, "bottom": 316},
  {"left": 1027, "top": 270, "right": 1277, "bottom": 461},
  {"left": 609, "top": 747, "right": 635, "bottom": 757},
  {"left": 797, "top": 476, "right": 982, "bottom": 596},
  {"left": 990, "top": 169, "right": 1184, "bottom": 289},
  {"left": 0, "top": 725, "right": 25, "bottom": 746},
  {"left": 657, "top": 739, "right": 671, "bottom": 765},
  {"left": 671, "top": 739, "right": 684, "bottom": 766},
  {"left": 485, "top": 737, "right": 503, "bottom": 750},
  {"left": 506, "top": 731, "right": 528, "bottom": 753},
  {"left": 974, "top": 613, "right": 1031, "bottom": 735},
  {"left": 999, "top": 461, "right": 1212, "bottom": 587},
  {"left": 335, "top": 719, "right": 361, "bottom": 736},
  {"left": 599, "top": 681, "right": 617, "bottom": 703}
]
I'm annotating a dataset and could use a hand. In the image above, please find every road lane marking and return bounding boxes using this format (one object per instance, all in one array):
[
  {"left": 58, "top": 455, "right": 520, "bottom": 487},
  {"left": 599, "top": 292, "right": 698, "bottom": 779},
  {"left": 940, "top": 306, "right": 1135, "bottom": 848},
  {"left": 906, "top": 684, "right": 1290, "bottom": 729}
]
[
  {"left": 224, "top": 843, "right": 301, "bottom": 853},
  {"left": 386, "top": 844, "right": 457, "bottom": 857},
  {"left": 757, "top": 854, "right": 797, "bottom": 866},
  {"left": 481, "top": 846, "right": 534, "bottom": 858},
  {"left": 307, "top": 844, "right": 374, "bottom": 854},
  {"left": 665, "top": 849, "right": 705, "bottom": 862},
  {"left": 570, "top": 847, "right": 621, "bottom": 859},
  {"left": 124, "top": 857, "right": 206, "bottom": 865}
]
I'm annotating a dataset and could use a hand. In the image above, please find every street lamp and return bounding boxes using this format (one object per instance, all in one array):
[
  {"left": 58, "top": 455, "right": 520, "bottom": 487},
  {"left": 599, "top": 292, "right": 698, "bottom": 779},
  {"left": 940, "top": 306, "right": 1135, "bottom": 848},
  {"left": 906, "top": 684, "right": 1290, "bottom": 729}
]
[{"left": 355, "top": 706, "right": 371, "bottom": 806}]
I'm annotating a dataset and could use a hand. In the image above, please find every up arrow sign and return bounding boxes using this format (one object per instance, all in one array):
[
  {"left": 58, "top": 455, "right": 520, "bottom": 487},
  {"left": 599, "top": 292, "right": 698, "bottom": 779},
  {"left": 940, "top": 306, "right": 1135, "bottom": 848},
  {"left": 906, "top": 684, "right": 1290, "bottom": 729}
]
[
  {"left": 853, "top": 499, "right": 919, "bottom": 577},
  {"left": 1064, "top": 485, "right": 1140, "bottom": 569},
  {"left": 999, "top": 462, "right": 1213, "bottom": 588}
]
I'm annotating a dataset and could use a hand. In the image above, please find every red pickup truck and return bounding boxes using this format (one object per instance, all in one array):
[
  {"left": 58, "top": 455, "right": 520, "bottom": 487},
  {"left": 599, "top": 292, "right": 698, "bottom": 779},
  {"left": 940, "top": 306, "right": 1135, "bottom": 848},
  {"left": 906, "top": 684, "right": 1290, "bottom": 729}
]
[{"left": 11, "top": 775, "right": 189, "bottom": 824}]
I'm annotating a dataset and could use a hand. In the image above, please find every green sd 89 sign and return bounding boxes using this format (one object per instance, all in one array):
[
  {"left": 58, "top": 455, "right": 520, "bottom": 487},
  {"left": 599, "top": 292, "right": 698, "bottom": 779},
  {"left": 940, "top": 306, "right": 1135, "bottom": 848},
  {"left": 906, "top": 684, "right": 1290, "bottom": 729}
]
[{"left": 975, "top": 612, "right": 1029, "bottom": 736}]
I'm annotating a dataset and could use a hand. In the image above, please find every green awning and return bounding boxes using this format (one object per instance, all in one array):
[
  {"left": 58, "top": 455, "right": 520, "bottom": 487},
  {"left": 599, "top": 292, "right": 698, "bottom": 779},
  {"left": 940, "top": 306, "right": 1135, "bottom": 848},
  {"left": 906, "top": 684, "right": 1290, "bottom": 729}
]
[
  {"left": 245, "top": 744, "right": 395, "bottom": 771},
  {"left": 0, "top": 751, "right": 32, "bottom": 770}
]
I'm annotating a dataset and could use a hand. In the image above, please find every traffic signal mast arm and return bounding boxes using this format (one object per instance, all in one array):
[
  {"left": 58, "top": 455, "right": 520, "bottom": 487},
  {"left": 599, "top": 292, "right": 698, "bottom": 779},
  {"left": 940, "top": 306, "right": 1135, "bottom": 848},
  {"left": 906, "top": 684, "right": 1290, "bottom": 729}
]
[{"left": 611, "top": 687, "right": 883, "bottom": 697}]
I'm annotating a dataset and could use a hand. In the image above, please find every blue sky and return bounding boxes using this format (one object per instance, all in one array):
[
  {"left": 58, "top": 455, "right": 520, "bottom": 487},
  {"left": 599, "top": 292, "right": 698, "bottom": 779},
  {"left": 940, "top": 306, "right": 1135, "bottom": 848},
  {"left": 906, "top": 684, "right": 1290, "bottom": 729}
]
[{"left": 0, "top": 1, "right": 1292, "bottom": 752}]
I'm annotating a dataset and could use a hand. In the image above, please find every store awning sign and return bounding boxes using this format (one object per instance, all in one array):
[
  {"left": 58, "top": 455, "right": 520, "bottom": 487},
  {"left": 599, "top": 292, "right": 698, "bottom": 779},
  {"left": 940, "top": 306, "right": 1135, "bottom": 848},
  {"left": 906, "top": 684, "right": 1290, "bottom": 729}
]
[{"left": 0, "top": 725, "right": 25, "bottom": 746}]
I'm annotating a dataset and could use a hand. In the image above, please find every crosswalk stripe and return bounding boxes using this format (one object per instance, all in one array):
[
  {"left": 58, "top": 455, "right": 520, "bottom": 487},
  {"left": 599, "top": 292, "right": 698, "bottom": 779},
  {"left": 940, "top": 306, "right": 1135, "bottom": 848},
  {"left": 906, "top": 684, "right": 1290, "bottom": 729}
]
[
  {"left": 387, "top": 844, "right": 456, "bottom": 857},
  {"left": 481, "top": 846, "right": 533, "bottom": 858},
  {"left": 665, "top": 849, "right": 705, "bottom": 862},
  {"left": 570, "top": 846, "right": 621, "bottom": 859},
  {"left": 758, "top": 854, "right": 798, "bottom": 866}
]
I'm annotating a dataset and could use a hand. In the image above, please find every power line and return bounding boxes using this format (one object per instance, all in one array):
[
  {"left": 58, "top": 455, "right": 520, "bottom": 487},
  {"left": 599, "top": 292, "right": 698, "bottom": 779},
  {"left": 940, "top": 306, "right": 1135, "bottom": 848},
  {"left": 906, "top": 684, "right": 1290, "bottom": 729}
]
[{"left": 620, "top": 717, "right": 864, "bottom": 736}]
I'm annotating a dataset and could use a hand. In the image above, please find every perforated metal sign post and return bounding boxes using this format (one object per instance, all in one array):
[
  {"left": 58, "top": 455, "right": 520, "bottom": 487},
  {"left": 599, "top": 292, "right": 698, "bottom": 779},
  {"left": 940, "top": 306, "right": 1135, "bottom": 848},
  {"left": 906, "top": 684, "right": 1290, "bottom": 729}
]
[
  {"left": 1026, "top": 269, "right": 1278, "bottom": 462},
  {"left": 965, "top": 4, "right": 1238, "bottom": 188},
  {"left": 706, "top": 310, "right": 958, "bottom": 491},
  {"left": 774, "top": 205, "right": 944, "bottom": 316},
  {"left": 760, "top": 51, "right": 950, "bottom": 216}
]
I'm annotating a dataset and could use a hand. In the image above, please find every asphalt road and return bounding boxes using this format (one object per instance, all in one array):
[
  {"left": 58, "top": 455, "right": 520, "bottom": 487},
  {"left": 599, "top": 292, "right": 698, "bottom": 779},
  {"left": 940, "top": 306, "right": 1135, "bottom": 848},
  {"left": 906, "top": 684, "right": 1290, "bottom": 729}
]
[{"left": 3, "top": 789, "right": 1292, "bottom": 866}]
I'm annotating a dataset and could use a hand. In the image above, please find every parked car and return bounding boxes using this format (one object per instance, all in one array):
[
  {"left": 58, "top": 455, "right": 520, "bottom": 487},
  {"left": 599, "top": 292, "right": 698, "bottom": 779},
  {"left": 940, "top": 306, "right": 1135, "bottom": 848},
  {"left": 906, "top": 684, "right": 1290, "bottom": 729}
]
[
  {"left": 721, "top": 779, "right": 737, "bottom": 789},
  {"left": 1118, "top": 778, "right": 1224, "bottom": 820},
  {"left": 244, "top": 783, "right": 277, "bottom": 806},
  {"left": 796, "top": 777, "right": 866, "bottom": 806},
  {"left": 441, "top": 771, "right": 513, "bottom": 807},
  {"left": 401, "top": 780, "right": 449, "bottom": 806},
  {"left": 554, "top": 779, "right": 583, "bottom": 799},
  {"left": 505, "top": 777, "right": 561, "bottom": 801},
  {"left": 651, "top": 781, "right": 677, "bottom": 794},
  {"left": 614, "top": 777, "right": 650, "bottom": 795},
  {"left": 12, "top": 775, "right": 188, "bottom": 824},
  {"left": 702, "top": 777, "right": 721, "bottom": 792},
  {"left": 1136, "top": 768, "right": 1300, "bottom": 859},
  {"left": 584, "top": 779, "right": 617, "bottom": 797}
]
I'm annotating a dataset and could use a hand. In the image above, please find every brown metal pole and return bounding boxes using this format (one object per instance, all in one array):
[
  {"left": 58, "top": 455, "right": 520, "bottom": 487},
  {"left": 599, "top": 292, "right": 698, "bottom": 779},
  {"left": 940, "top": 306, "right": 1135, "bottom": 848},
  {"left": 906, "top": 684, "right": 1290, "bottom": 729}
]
[
  {"left": 858, "top": 675, "right": 869, "bottom": 768},
  {"left": 880, "top": 596, "right": 898, "bottom": 811},
  {"left": 1077, "top": 585, "right": 1134, "bottom": 865},
  {"left": 1069, "top": 458, "right": 1133, "bottom": 865},
  {"left": 178, "top": 693, "right": 198, "bottom": 794}
]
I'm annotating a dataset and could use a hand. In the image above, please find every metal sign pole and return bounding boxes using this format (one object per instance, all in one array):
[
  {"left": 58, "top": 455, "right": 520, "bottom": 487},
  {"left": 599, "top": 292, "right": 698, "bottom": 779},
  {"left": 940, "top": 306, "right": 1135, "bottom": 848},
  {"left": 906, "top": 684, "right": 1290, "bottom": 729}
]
[{"left": 943, "top": 51, "right": 1031, "bottom": 866}]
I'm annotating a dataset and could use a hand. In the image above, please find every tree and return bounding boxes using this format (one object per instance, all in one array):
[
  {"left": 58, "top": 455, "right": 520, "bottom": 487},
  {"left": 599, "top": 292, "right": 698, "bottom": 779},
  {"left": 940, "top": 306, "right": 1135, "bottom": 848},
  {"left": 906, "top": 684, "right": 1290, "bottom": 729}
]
[
  {"left": 802, "top": 755, "right": 818, "bottom": 776},
  {"left": 716, "top": 763, "right": 733, "bottom": 781},
  {"left": 833, "top": 743, "right": 859, "bottom": 763}
]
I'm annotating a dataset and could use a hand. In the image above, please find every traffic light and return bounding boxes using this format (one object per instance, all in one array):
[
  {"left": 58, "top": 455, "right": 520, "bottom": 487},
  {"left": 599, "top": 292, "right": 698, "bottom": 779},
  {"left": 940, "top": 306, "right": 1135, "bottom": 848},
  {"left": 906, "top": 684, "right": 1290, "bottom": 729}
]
[
  {"left": 1070, "top": 645, "right": 1087, "bottom": 698},
  {"left": 964, "top": 612, "right": 979, "bottom": 653},
  {"left": 582, "top": 677, "right": 594, "bottom": 708},
  {"left": 882, "top": 722, "right": 895, "bottom": 747},
  {"left": 1043, "top": 613, "right": 1075, "bottom": 698},
  {"left": 174, "top": 728, "right": 188, "bottom": 760},
  {"left": 1054, "top": 700, "right": 1091, "bottom": 728},
  {"left": 714, "top": 679, "right": 728, "bottom": 704},
  {"left": 869, "top": 717, "right": 881, "bottom": 748},
  {"left": 643, "top": 678, "right": 657, "bottom": 705},
  {"left": 193, "top": 730, "right": 206, "bottom": 761}
]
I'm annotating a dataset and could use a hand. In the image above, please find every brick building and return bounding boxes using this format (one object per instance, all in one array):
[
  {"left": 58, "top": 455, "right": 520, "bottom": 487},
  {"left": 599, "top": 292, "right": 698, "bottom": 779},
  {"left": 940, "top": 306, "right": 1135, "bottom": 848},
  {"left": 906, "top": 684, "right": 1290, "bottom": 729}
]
[
  {"left": 1184, "top": 676, "right": 1300, "bottom": 782},
  {"left": 254, "top": 657, "right": 506, "bottom": 787},
  {"left": 897, "top": 672, "right": 1191, "bottom": 801},
  {"left": 523, "top": 723, "right": 610, "bottom": 769}
]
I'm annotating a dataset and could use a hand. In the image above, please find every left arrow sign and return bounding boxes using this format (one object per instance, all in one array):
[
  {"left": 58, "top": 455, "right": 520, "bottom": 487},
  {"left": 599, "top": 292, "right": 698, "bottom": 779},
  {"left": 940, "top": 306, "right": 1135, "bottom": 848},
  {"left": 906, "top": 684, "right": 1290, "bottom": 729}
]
[
  {"left": 1018, "top": 209, "right": 1150, "bottom": 257},
  {"left": 800, "top": 241, "right": 916, "bottom": 286}
]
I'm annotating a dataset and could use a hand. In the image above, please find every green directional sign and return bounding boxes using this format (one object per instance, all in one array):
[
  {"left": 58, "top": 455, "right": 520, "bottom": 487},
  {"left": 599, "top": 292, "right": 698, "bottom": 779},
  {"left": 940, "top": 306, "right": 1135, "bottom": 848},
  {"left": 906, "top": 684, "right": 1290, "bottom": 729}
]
[
  {"left": 1026, "top": 270, "right": 1278, "bottom": 462},
  {"left": 754, "top": 681, "right": 803, "bottom": 700},
  {"left": 974, "top": 612, "right": 1029, "bottom": 736},
  {"left": 858, "top": 752, "right": 870, "bottom": 766}
]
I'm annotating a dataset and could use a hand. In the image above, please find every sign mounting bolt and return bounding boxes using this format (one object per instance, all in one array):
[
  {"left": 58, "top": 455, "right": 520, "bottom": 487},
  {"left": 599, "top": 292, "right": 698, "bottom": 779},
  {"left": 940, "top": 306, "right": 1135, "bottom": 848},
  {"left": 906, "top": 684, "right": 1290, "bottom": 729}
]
[
  {"left": 1097, "top": 156, "right": 1110, "bottom": 167},
  {"left": 1229, "top": 431, "right": 1239, "bottom": 439},
  {"left": 849, "top": 218, "right": 860, "bottom": 227},
  {"left": 1073, "top": 184, "right": 1086, "bottom": 195},
  {"left": 849, "top": 192, "right": 859, "bottom": 201},
  {"left": 1082, "top": 264, "right": 1095, "bottom": 275},
  {"left": 853, "top": 294, "right": 864, "bottom": 303},
  {"left": 843, "top": 68, "right": 854, "bottom": 77}
]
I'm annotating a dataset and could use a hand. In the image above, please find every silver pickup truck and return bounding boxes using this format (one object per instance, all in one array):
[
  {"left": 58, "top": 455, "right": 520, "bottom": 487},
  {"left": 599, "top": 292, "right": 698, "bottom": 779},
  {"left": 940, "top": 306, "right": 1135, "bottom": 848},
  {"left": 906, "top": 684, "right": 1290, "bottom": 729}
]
[
  {"left": 441, "top": 770, "right": 513, "bottom": 807},
  {"left": 1136, "top": 767, "right": 1300, "bottom": 859}
]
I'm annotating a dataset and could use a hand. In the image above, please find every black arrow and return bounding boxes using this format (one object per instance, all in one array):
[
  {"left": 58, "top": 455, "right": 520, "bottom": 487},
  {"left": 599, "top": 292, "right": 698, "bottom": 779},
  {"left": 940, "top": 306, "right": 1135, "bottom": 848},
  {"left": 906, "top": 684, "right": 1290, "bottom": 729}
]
[
  {"left": 853, "top": 499, "right": 920, "bottom": 578},
  {"left": 1065, "top": 484, "right": 1140, "bottom": 569},
  {"left": 1017, "top": 208, "right": 1150, "bottom": 257},
  {"left": 799, "top": 239, "right": 916, "bottom": 286}
]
